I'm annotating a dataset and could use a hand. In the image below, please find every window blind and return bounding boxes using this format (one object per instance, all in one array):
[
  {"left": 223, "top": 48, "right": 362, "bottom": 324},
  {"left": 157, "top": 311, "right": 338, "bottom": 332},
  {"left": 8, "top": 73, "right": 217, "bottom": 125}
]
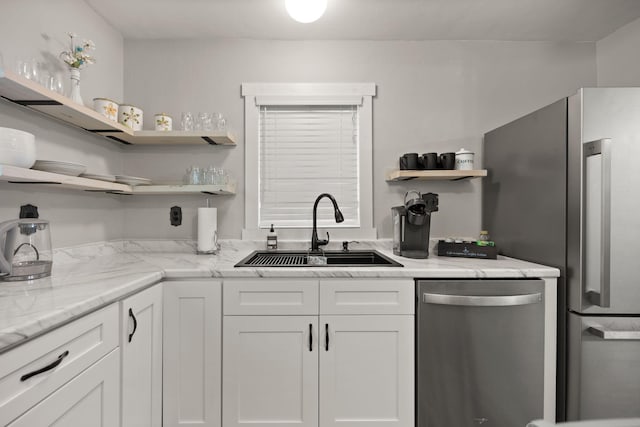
[{"left": 259, "top": 105, "right": 360, "bottom": 228}]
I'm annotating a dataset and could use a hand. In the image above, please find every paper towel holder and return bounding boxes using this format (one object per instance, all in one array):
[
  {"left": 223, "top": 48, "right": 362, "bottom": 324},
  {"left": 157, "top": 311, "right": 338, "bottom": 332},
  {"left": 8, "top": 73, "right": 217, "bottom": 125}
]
[{"left": 196, "top": 200, "right": 220, "bottom": 255}]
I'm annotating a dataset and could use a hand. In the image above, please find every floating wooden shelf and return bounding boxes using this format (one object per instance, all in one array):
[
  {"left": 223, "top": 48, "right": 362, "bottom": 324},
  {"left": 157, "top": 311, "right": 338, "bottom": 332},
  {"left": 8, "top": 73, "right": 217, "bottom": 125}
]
[
  {"left": 0, "top": 165, "right": 237, "bottom": 196},
  {"left": 0, "top": 69, "right": 237, "bottom": 146},
  {"left": 97, "top": 130, "right": 237, "bottom": 146},
  {"left": 131, "top": 183, "right": 236, "bottom": 195},
  {"left": 0, "top": 164, "right": 131, "bottom": 193},
  {"left": 385, "top": 169, "right": 487, "bottom": 182}
]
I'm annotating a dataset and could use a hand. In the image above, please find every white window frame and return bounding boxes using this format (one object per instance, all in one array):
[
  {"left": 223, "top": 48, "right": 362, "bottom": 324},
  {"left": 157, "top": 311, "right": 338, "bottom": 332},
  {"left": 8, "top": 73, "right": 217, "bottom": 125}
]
[{"left": 242, "top": 83, "right": 376, "bottom": 241}]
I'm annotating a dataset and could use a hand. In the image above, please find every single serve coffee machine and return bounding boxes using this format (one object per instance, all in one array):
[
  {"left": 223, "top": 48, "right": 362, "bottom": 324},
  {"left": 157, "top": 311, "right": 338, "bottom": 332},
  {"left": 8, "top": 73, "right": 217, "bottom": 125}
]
[{"left": 391, "top": 191, "right": 438, "bottom": 259}]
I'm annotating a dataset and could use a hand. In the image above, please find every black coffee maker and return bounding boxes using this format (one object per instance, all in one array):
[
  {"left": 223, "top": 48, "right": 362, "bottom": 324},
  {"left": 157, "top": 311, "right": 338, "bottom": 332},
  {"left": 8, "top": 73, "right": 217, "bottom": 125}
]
[{"left": 391, "top": 191, "right": 438, "bottom": 259}]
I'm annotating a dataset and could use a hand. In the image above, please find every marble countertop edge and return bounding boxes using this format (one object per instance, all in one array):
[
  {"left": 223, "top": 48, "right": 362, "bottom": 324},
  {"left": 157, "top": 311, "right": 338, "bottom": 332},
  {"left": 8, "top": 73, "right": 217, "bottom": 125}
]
[{"left": 0, "top": 240, "right": 559, "bottom": 354}]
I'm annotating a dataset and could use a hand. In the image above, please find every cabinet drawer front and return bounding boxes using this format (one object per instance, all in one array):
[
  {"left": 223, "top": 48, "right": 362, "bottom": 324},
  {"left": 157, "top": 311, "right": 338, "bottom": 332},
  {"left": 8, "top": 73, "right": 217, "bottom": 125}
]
[
  {"left": 223, "top": 279, "right": 319, "bottom": 315},
  {"left": 7, "top": 348, "right": 120, "bottom": 427},
  {"left": 320, "top": 279, "right": 414, "bottom": 315},
  {"left": 0, "top": 304, "right": 119, "bottom": 426}
]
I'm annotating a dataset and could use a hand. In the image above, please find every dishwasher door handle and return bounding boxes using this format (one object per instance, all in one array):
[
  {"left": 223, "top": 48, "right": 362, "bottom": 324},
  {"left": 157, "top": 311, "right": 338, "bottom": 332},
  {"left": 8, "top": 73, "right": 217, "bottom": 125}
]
[
  {"left": 587, "top": 326, "right": 640, "bottom": 340},
  {"left": 422, "top": 292, "right": 542, "bottom": 307}
]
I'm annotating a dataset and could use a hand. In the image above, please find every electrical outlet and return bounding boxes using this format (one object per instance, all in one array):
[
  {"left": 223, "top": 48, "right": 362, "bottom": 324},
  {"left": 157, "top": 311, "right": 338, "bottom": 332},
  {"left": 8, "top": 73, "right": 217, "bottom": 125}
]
[{"left": 170, "top": 206, "right": 182, "bottom": 226}]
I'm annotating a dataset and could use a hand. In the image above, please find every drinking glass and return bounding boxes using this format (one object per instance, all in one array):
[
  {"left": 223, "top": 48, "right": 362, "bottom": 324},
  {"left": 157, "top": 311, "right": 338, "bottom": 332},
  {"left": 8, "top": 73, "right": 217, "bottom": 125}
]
[
  {"left": 213, "top": 112, "right": 226, "bottom": 131},
  {"left": 198, "top": 112, "right": 213, "bottom": 131},
  {"left": 28, "top": 59, "right": 40, "bottom": 83},
  {"left": 185, "top": 166, "right": 202, "bottom": 185},
  {"left": 16, "top": 60, "right": 32, "bottom": 79},
  {"left": 181, "top": 112, "right": 194, "bottom": 131},
  {"left": 204, "top": 166, "right": 216, "bottom": 185}
]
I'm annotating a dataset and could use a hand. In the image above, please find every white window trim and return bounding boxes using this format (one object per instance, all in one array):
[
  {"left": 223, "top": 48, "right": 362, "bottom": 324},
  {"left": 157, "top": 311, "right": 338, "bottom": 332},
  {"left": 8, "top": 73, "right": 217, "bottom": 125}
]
[{"left": 242, "top": 82, "right": 376, "bottom": 241}]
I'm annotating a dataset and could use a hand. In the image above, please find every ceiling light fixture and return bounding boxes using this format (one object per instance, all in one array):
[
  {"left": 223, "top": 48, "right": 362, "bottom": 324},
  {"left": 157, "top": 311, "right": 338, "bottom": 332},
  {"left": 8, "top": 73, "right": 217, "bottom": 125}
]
[{"left": 285, "top": 0, "right": 327, "bottom": 23}]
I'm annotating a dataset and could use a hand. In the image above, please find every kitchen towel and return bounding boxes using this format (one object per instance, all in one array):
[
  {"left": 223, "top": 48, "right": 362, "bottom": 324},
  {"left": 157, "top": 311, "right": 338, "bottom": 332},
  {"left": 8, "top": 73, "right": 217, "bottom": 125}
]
[{"left": 197, "top": 207, "right": 218, "bottom": 253}]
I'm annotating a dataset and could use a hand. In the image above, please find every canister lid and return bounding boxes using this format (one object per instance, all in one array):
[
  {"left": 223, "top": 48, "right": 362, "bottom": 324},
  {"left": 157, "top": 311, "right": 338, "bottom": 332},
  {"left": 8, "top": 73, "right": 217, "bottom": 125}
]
[
  {"left": 155, "top": 113, "right": 172, "bottom": 118},
  {"left": 456, "top": 148, "right": 474, "bottom": 155},
  {"left": 93, "top": 97, "right": 118, "bottom": 103}
]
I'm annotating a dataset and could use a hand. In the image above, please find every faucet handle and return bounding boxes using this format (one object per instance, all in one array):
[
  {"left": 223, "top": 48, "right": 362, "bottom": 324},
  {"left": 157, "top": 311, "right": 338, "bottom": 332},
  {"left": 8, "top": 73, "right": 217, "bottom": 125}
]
[{"left": 316, "top": 232, "right": 330, "bottom": 248}]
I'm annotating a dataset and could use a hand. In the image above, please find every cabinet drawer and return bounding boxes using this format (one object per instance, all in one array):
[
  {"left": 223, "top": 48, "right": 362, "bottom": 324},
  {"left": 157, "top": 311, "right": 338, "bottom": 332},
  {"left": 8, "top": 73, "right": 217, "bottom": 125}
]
[
  {"left": 319, "top": 279, "right": 415, "bottom": 315},
  {"left": 0, "top": 304, "right": 119, "bottom": 426},
  {"left": 223, "top": 279, "right": 319, "bottom": 315}
]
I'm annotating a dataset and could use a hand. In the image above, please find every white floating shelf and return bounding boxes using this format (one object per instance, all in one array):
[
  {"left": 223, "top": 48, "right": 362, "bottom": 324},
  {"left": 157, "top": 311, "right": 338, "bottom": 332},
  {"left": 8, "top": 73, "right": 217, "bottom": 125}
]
[
  {"left": 97, "top": 130, "right": 237, "bottom": 146},
  {"left": 0, "top": 69, "right": 132, "bottom": 135},
  {"left": 0, "top": 165, "right": 236, "bottom": 196},
  {"left": 131, "top": 183, "right": 236, "bottom": 195},
  {"left": 0, "top": 69, "right": 237, "bottom": 146},
  {"left": 0, "top": 164, "right": 131, "bottom": 193},
  {"left": 385, "top": 169, "right": 488, "bottom": 182}
]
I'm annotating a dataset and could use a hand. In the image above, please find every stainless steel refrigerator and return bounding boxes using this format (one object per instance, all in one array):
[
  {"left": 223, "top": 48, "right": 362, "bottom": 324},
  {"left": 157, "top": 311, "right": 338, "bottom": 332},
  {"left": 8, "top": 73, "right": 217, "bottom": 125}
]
[{"left": 482, "top": 88, "right": 640, "bottom": 422}]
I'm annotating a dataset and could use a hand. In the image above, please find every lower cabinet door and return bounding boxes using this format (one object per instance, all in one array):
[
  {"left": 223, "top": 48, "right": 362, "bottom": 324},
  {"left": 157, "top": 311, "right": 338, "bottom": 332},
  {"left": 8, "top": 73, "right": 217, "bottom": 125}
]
[
  {"left": 319, "top": 315, "right": 414, "bottom": 427},
  {"left": 223, "top": 316, "right": 319, "bottom": 427},
  {"left": 8, "top": 349, "right": 120, "bottom": 427},
  {"left": 121, "top": 285, "right": 163, "bottom": 427},
  {"left": 163, "top": 281, "right": 222, "bottom": 427}
]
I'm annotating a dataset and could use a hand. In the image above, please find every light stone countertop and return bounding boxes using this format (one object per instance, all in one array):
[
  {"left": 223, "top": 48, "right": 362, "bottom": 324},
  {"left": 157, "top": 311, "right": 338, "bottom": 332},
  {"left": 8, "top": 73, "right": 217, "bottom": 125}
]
[{"left": 0, "top": 239, "right": 559, "bottom": 354}]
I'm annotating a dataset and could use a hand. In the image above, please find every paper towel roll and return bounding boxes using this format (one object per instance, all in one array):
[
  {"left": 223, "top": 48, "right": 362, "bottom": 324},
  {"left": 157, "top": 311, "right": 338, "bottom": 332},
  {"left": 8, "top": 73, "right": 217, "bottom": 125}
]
[{"left": 197, "top": 207, "right": 218, "bottom": 253}]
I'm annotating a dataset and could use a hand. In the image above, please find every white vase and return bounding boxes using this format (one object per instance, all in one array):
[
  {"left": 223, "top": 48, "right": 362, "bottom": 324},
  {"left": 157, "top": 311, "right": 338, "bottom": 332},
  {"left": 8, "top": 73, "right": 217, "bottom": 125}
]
[{"left": 69, "top": 68, "right": 83, "bottom": 105}]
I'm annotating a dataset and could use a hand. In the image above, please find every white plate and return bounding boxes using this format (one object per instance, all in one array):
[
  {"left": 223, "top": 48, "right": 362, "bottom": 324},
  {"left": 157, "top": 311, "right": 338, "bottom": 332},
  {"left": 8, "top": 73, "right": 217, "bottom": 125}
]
[
  {"left": 115, "top": 175, "right": 152, "bottom": 186},
  {"left": 80, "top": 173, "right": 116, "bottom": 182},
  {"left": 32, "top": 160, "right": 86, "bottom": 176}
]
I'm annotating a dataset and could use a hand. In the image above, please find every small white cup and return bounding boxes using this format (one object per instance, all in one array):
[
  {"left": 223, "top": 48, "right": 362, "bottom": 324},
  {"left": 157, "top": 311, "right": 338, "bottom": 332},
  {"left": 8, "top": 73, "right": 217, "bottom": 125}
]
[
  {"left": 94, "top": 98, "right": 119, "bottom": 122},
  {"left": 154, "top": 113, "right": 172, "bottom": 131},
  {"left": 118, "top": 105, "right": 143, "bottom": 131}
]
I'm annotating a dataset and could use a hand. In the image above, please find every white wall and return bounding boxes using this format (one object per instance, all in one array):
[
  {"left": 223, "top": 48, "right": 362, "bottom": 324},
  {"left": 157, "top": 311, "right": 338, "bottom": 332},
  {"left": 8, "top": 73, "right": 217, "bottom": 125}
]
[
  {"left": 123, "top": 39, "right": 596, "bottom": 239},
  {"left": 597, "top": 17, "right": 640, "bottom": 86},
  {"left": 0, "top": 0, "right": 126, "bottom": 248}
]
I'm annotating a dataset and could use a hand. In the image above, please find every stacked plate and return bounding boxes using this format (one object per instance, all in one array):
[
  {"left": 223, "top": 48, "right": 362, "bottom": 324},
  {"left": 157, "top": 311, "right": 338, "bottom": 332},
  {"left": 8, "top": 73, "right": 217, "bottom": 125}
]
[
  {"left": 115, "top": 175, "right": 152, "bottom": 186},
  {"left": 32, "top": 160, "right": 86, "bottom": 176},
  {"left": 80, "top": 173, "right": 116, "bottom": 182}
]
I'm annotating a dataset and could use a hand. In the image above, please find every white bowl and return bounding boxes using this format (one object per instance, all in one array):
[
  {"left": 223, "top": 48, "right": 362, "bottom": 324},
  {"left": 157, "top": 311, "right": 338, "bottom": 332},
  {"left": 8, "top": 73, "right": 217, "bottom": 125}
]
[{"left": 0, "top": 127, "right": 36, "bottom": 168}]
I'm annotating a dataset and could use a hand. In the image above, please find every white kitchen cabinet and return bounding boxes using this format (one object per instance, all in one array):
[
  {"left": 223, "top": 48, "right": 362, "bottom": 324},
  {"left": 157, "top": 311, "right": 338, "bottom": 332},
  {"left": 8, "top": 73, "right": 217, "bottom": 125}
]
[
  {"left": 163, "top": 280, "right": 222, "bottom": 427},
  {"left": 222, "top": 278, "right": 414, "bottom": 427},
  {"left": 319, "top": 315, "right": 414, "bottom": 427},
  {"left": 7, "top": 348, "right": 120, "bottom": 427},
  {"left": 0, "top": 305, "right": 119, "bottom": 426},
  {"left": 120, "top": 285, "right": 163, "bottom": 427},
  {"left": 223, "top": 316, "right": 319, "bottom": 427}
]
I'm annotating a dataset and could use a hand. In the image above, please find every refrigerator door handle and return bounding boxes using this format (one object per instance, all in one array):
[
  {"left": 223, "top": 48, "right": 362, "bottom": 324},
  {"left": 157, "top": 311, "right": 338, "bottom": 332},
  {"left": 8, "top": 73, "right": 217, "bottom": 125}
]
[
  {"left": 422, "top": 292, "right": 541, "bottom": 307},
  {"left": 583, "top": 138, "right": 612, "bottom": 308},
  {"left": 586, "top": 326, "right": 640, "bottom": 340}
]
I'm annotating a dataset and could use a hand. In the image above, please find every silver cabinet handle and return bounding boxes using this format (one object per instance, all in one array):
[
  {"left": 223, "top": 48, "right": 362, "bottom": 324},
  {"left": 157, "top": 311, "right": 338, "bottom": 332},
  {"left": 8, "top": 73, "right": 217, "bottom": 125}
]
[
  {"left": 583, "top": 138, "right": 612, "bottom": 308},
  {"left": 422, "top": 292, "right": 541, "bottom": 307},
  {"left": 587, "top": 326, "right": 640, "bottom": 340}
]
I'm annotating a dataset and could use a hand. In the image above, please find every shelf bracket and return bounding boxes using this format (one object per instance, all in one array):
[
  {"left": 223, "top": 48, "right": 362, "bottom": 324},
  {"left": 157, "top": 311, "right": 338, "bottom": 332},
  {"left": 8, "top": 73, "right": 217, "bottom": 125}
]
[
  {"left": 8, "top": 181, "right": 62, "bottom": 185},
  {"left": 104, "top": 135, "right": 132, "bottom": 145},
  {"left": 202, "top": 136, "right": 218, "bottom": 145},
  {"left": 12, "top": 100, "right": 62, "bottom": 106}
]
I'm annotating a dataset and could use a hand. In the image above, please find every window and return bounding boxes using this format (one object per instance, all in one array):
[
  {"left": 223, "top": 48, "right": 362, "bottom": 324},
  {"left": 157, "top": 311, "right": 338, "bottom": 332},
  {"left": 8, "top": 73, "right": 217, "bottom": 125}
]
[{"left": 242, "top": 83, "right": 376, "bottom": 240}]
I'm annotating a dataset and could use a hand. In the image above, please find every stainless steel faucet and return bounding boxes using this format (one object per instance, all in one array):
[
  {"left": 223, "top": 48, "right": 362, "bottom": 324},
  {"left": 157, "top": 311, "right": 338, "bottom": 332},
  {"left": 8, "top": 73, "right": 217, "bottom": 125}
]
[{"left": 311, "top": 193, "right": 344, "bottom": 252}]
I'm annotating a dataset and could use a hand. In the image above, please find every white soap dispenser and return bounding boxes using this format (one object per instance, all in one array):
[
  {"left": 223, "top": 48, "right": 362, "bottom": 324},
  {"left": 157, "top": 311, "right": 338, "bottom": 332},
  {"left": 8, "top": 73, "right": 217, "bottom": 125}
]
[{"left": 267, "top": 224, "right": 278, "bottom": 250}]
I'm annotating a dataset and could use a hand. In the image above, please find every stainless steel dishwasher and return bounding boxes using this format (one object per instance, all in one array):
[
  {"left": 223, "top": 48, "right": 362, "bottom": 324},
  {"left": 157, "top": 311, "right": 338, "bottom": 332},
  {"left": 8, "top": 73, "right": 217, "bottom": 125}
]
[{"left": 416, "top": 279, "right": 545, "bottom": 427}]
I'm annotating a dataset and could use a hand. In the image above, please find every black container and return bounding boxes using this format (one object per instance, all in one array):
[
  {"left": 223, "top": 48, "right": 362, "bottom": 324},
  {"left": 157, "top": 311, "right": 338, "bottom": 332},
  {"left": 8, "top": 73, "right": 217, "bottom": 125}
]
[
  {"left": 421, "top": 153, "right": 438, "bottom": 170},
  {"left": 439, "top": 152, "right": 456, "bottom": 170},
  {"left": 436, "top": 240, "right": 498, "bottom": 259},
  {"left": 399, "top": 153, "right": 419, "bottom": 170}
]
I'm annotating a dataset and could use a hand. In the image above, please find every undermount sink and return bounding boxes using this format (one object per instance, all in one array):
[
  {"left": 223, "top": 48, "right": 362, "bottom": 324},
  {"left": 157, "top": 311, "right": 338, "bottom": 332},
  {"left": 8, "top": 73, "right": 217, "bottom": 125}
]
[{"left": 234, "top": 250, "right": 403, "bottom": 267}]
